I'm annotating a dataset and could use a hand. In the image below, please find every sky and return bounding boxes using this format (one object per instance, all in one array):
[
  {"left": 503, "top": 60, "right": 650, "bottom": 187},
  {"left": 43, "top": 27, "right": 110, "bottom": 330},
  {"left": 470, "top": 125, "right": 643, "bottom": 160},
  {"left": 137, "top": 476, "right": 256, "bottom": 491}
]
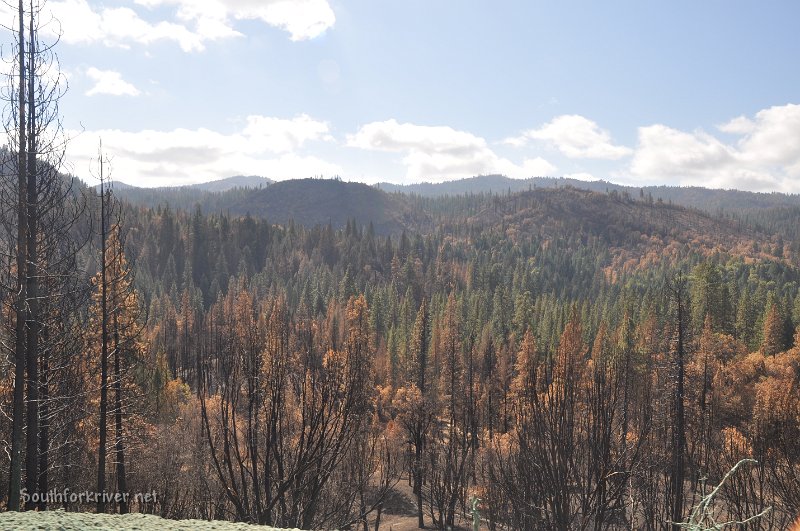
[{"left": 2, "top": 0, "right": 800, "bottom": 192}]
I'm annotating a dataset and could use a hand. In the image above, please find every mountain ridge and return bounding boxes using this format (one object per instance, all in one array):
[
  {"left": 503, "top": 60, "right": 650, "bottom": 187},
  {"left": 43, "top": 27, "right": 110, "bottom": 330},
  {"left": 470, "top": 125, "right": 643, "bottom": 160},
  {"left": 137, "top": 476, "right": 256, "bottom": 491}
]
[
  {"left": 92, "top": 175, "right": 800, "bottom": 245},
  {"left": 227, "top": 178, "right": 425, "bottom": 235},
  {"left": 187, "top": 175, "right": 272, "bottom": 192},
  {"left": 96, "top": 173, "right": 800, "bottom": 217},
  {"left": 458, "top": 186, "right": 784, "bottom": 273},
  {"left": 376, "top": 175, "right": 800, "bottom": 212},
  {"left": 93, "top": 174, "right": 272, "bottom": 192}
]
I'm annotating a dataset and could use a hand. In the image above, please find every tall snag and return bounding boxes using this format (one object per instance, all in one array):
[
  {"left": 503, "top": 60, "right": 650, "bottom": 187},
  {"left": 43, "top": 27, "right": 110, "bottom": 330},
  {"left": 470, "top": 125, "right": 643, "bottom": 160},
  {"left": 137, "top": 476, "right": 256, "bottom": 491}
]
[
  {"left": 666, "top": 272, "right": 689, "bottom": 528},
  {"left": 96, "top": 147, "right": 109, "bottom": 512},
  {"left": 1, "top": 0, "right": 75, "bottom": 510},
  {"left": 7, "top": 0, "right": 28, "bottom": 511},
  {"left": 24, "top": 0, "right": 39, "bottom": 509},
  {"left": 91, "top": 147, "right": 142, "bottom": 513}
]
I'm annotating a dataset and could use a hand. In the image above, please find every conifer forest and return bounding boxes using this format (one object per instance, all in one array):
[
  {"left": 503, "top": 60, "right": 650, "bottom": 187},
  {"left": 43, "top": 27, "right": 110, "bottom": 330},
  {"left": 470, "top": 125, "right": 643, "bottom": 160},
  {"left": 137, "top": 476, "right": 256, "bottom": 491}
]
[{"left": 2, "top": 1, "right": 800, "bottom": 530}]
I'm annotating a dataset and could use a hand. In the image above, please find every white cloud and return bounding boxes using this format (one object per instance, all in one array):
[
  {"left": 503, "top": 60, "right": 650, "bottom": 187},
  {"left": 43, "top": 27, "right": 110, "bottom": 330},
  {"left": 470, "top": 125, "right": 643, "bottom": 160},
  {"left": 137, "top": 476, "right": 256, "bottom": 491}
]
[
  {"left": 631, "top": 125, "right": 734, "bottom": 180},
  {"left": 347, "top": 119, "right": 556, "bottom": 182},
  {"left": 502, "top": 135, "right": 528, "bottom": 148},
  {"left": 135, "top": 0, "right": 335, "bottom": 42},
  {"left": 45, "top": 0, "right": 207, "bottom": 52},
  {"left": 630, "top": 104, "right": 800, "bottom": 191},
  {"left": 718, "top": 115, "right": 755, "bottom": 135},
  {"left": 348, "top": 120, "right": 484, "bottom": 154},
  {"left": 67, "top": 114, "right": 340, "bottom": 186},
  {"left": 243, "top": 114, "right": 334, "bottom": 152},
  {"left": 85, "top": 67, "right": 140, "bottom": 96},
  {"left": 2, "top": 0, "right": 334, "bottom": 53},
  {"left": 507, "top": 114, "right": 633, "bottom": 160},
  {"left": 518, "top": 157, "right": 558, "bottom": 177},
  {"left": 735, "top": 104, "right": 800, "bottom": 173}
]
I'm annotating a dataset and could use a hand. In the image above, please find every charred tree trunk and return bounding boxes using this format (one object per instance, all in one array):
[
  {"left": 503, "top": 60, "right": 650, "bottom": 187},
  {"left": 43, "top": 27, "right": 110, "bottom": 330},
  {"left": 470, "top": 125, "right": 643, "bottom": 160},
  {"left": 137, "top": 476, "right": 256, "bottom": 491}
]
[
  {"left": 24, "top": 5, "right": 40, "bottom": 506},
  {"left": 97, "top": 156, "right": 109, "bottom": 513},
  {"left": 668, "top": 273, "right": 688, "bottom": 528},
  {"left": 37, "top": 329, "right": 49, "bottom": 511},
  {"left": 113, "top": 318, "right": 129, "bottom": 513},
  {"left": 3, "top": 0, "right": 80, "bottom": 512},
  {"left": 415, "top": 429, "right": 424, "bottom": 529},
  {"left": 8, "top": 0, "right": 28, "bottom": 510},
  {"left": 38, "top": 340, "right": 50, "bottom": 511}
]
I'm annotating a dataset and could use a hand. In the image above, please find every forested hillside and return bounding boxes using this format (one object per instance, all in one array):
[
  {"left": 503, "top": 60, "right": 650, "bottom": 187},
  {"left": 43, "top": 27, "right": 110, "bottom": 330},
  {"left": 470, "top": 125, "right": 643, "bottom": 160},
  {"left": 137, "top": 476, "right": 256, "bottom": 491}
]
[
  {"left": 13, "top": 181, "right": 793, "bottom": 529},
  {"left": 377, "top": 175, "right": 800, "bottom": 213},
  {"left": 226, "top": 178, "right": 424, "bottom": 234},
  {"left": 111, "top": 173, "right": 800, "bottom": 250},
  {"left": 6, "top": 148, "right": 800, "bottom": 529}
]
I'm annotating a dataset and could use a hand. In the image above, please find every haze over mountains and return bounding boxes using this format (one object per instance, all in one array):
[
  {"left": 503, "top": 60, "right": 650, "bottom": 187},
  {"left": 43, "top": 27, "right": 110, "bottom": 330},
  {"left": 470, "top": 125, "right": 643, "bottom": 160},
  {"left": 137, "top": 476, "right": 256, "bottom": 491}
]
[
  {"left": 105, "top": 173, "right": 800, "bottom": 220},
  {"left": 376, "top": 175, "right": 800, "bottom": 212},
  {"left": 97, "top": 175, "right": 272, "bottom": 193},
  {"left": 187, "top": 175, "right": 272, "bottom": 192},
  {"left": 108, "top": 173, "right": 800, "bottom": 208}
]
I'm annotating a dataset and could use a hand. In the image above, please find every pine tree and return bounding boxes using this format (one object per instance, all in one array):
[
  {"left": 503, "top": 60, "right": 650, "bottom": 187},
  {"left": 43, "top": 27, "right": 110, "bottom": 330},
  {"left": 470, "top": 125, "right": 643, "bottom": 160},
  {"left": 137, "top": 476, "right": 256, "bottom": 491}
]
[
  {"left": 89, "top": 224, "right": 145, "bottom": 513},
  {"left": 511, "top": 329, "right": 538, "bottom": 405},
  {"left": 735, "top": 288, "right": 758, "bottom": 350},
  {"left": 691, "top": 262, "right": 733, "bottom": 334},
  {"left": 389, "top": 296, "right": 433, "bottom": 528},
  {"left": 409, "top": 297, "right": 430, "bottom": 528},
  {"left": 761, "top": 300, "right": 786, "bottom": 356}
]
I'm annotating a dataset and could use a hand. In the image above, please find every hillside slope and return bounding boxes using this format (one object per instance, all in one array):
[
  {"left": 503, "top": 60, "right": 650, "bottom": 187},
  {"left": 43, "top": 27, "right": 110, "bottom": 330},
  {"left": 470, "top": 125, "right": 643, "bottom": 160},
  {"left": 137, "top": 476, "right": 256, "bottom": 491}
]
[
  {"left": 377, "top": 174, "right": 800, "bottom": 213},
  {"left": 229, "top": 178, "right": 425, "bottom": 234},
  {"left": 104, "top": 177, "right": 797, "bottom": 269},
  {"left": 452, "top": 187, "right": 786, "bottom": 273}
]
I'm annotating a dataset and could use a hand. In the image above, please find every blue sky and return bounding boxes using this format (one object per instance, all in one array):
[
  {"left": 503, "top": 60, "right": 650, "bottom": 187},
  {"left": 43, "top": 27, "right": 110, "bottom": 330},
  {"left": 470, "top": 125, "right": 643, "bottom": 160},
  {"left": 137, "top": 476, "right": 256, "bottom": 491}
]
[{"left": 3, "top": 0, "right": 800, "bottom": 191}]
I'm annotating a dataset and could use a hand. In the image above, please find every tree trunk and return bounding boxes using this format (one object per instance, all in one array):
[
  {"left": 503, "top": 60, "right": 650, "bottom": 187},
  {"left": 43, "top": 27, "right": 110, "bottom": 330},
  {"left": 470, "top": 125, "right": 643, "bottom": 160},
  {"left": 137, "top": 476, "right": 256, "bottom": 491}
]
[
  {"left": 8, "top": 0, "right": 28, "bottom": 510},
  {"left": 113, "top": 321, "right": 129, "bottom": 513},
  {"left": 24, "top": 6, "right": 40, "bottom": 506},
  {"left": 38, "top": 331, "right": 49, "bottom": 511},
  {"left": 415, "top": 431, "right": 424, "bottom": 529},
  {"left": 97, "top": 158, "right": 109, "bottom": 513},
  {"left": 670, "top": 274, "right": 687, "bottom": 528}
]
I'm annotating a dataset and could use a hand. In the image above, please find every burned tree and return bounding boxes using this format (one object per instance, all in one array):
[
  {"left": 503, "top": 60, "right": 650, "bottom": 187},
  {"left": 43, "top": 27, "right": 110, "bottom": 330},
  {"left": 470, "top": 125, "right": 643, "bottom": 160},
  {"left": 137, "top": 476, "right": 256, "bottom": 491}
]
[
  {"left": 665, "top": 272, "right": 689, "bottom": 528},
  {"left": 89, "top": 151, "right": 145, "bottom": 513},
  {"left": 199, "top": 294, "right": 376, "bottom": 528},
  {"left": 0, "top": 0, "right": 82, "bottom": 511}
]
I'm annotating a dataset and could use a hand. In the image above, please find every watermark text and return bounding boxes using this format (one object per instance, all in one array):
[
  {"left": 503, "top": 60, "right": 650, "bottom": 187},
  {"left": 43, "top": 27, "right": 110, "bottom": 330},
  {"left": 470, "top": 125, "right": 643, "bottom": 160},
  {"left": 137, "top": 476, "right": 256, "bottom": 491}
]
[{"left": 20, "top": 488, "right": 158, "bottom": 505}]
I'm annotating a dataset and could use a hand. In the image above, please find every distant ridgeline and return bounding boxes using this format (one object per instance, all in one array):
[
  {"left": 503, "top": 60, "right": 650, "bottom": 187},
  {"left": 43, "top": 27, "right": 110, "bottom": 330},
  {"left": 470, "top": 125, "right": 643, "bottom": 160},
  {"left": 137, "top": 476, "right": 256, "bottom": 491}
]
[
  {"left": 376, "top": 174, "right": 800, "bottom": 210},
  {"left": 98, "top": 174, "right": 800, "bottom": 240}
]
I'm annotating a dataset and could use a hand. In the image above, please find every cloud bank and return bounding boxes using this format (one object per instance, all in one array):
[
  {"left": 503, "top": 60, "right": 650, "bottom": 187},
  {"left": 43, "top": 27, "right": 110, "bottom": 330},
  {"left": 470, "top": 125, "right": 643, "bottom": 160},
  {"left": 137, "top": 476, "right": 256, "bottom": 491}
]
[
  {"left": 347, "top": 119, "right": 555, "bottom": 182},
  {"left": 0, "top": 0, "right": 336, "bottom": 52},
  {"left": 507, "top": 114, "right": 632, "bottom": 160},
  {"left": 630, "top": 103, "right": 800, "bottom": 191},
  {"left": 135, "top": 0, "right": 336, "bottom": 43},
  {"left": 58, "top": 104, "right": 800, "bottom": 191},
  {"left": 69, "top": 114, "right": 341, "bottom": 186}
]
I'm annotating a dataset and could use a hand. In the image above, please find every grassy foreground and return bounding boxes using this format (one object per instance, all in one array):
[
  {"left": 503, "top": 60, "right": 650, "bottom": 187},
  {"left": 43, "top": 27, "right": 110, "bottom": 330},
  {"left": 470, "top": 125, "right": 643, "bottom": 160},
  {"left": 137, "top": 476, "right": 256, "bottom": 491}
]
[{"left": 0, "top": 510, "right": 300, "bottom": 530}]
